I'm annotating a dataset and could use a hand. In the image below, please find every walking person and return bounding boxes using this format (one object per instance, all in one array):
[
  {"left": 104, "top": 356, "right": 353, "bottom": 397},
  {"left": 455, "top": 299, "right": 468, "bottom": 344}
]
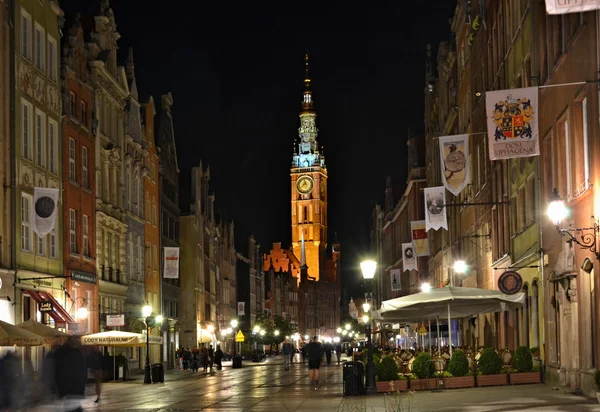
[
  {"left": 305, "top": 336, "right": 323, "bottom": 386},
  {"left": 47, "top": 336, "right": 87, "bottom": 412},
  {"left": 208, "top": 345, "right": 214, "bottom": 372},
  {"left": 202, "top": 347, "right": 209, "bottom": 372},
  {"left": 324, "top": 341, "right": 333, "bottom": 365},
  {"left": 282, "top": 338, "right": 293, "bottom": 371},
  {"left": 214, "top": 345, "right": 223, "bottom": 370},
  {"left": 335, "top": 342, "right": 343, "bottom": 365}
]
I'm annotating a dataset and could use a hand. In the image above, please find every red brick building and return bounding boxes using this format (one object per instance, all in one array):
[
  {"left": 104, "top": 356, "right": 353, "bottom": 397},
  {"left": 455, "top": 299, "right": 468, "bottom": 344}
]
[{"left": 61, "top": 16, "right": 97, "bottom": 335}]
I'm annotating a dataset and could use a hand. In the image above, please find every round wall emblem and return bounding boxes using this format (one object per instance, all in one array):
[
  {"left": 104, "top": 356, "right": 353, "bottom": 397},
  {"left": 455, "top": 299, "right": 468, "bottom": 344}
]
[
  {"left": 35, "top": 196, "right": 56, "bottom": 218},
  {"left": 498, "top": 271, "right": 523, "bottom": 295}
]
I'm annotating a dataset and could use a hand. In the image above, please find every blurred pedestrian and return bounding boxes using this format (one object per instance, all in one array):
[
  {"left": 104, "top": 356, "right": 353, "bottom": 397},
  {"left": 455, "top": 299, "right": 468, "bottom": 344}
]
[
  {"left": 324, "top": 341, "right": 333, "bottom": 365},
  {"left": 202, "top": 347, "right": 209, "bottom": 372},
  {"left": 48, "top": 336, "right": 87, "bottom": 412},
  {"left": 335, "top": 342, "right": 343, "bottom": 365},
  {"left": 191, "top": 348, "right": 200, "bottom": 372},
  {"left": 305, "top": 336, "right": 323, "bottom": 386},
  {"left": 0, "top": 351, "right": 24, "bottom": 410},
  {"left": 282, "top": 338, "right": 293, "bottom": 371},
  {"left": 208, "top": 345, "right": 214, "bottom": 371},
  {"left": 214, "top": 346, "right": 223, "bottom": 370}
]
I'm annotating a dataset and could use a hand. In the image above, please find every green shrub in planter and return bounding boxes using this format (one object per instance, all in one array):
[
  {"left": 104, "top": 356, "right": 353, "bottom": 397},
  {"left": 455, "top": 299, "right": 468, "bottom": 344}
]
[
  {"left": 377, "top": 356, "right": 399, "bottom": 381},
  {"left": 513, "top": 346, "right": 533, "bottom": 373},
  {"left": 412, "top": 352, "right": 435, "bottom": 379},
  {"left": 477, "top": 348, "right": 503, "bottom": 375},
  {"left": 447, "top": 350, "right": 469, "bottom": 377}
]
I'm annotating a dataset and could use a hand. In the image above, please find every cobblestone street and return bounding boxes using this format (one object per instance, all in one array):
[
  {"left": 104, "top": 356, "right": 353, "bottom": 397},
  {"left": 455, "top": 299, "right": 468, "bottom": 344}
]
[{"left": 32, "top": 357, "right": 598, "bottom": 412}]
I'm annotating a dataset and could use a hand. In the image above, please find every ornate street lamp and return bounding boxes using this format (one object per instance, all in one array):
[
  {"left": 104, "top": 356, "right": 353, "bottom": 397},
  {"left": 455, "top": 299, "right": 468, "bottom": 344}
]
[
  {"left": 420, "top": 282, "right": 432, "bottom": 293},
  {"left": 453, "top": 260, "right": 468, "bottom": 274},
  {"left": 360, "top": 259, "right": 377, "bottom": 395},
  {"left": 548, "top": 188, "right": 600, "bottom": 260},
  {"left": 142, "top": 304, "right": 154, "bottom": 384}
]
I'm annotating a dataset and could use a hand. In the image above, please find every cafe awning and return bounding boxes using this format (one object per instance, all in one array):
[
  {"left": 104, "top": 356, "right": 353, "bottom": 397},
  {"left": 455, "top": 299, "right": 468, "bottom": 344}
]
[
  {"left": 26, "top": 290, "right": 78, "bottom": 327},
  {"left": 81, "top": 330, "right": 163, "bottom": 347}
]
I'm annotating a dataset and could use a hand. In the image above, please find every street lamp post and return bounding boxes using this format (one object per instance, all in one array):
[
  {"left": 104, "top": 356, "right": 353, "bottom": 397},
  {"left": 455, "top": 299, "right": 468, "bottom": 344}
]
[
  {"left": 360, "top": 259, "right": 377, "bottom": 395},
  {"left": 231, "top": 319, "right": 238, "bottom": 356},
  {"left": 142, "top": 304, "right": 154, "bottom": 384},
  {"left": 547, "top": 188, "right": 600, "bottom": 260}
]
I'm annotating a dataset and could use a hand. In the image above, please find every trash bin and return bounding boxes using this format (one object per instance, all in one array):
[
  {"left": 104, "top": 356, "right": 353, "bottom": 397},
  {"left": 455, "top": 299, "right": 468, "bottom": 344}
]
[
  {"left": 151, "top": 363, "right": 164, "bottom": 383},
  {"left": 343, "top": 361, "right": 365, "bottom": 396},
  {"left": 232, "top": 355, "right": 243, "bottom": 369}
]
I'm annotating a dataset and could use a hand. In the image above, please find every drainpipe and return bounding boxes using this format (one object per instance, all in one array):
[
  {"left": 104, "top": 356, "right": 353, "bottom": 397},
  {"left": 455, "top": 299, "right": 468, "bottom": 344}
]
[
  {"left": 531, "top": 0, "right": 546, "bottom": 382},
  {"left": 9, "top": 0, "right": 17, "bottom": 323}
]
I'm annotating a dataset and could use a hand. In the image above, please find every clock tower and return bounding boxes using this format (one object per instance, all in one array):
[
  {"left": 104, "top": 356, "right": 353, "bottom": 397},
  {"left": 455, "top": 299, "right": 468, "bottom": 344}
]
[{"left": 291, "top": 53, "right": 327, "bottom": 282}]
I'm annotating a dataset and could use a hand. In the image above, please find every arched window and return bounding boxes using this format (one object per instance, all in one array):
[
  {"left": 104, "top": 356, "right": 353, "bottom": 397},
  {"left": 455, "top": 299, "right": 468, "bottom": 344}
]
[{"left": 304, "top": 206, "right": 308, "bottom": 222}]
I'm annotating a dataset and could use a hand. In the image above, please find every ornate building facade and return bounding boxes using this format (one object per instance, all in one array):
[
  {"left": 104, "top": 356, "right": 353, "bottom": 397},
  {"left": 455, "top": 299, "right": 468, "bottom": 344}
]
[
  {"left": 61, "top": 14, "right": 97, "bottom": 335},
  {"left": 88, "top": 2, "right": 129, "bottom": 333},
  {"left": 142, "top": 95, "right": 161, "bottom": 363},
  {"left": 157, "top": 92, "right": 180, "bottom": 367},
  {"left": 12, "top": 0, "right": 73, "bottom": 341},
  {"left": 0, "top": 0, "right": 13, "bottom": 322},
  {"left": 123, "top": 48, "right": 147, "bottom": 339}
]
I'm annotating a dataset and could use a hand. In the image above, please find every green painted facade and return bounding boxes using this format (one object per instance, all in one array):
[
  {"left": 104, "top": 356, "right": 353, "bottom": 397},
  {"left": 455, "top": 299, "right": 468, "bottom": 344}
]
[{"left": 13, "top": 1, "right": 64, "bottom": 307}]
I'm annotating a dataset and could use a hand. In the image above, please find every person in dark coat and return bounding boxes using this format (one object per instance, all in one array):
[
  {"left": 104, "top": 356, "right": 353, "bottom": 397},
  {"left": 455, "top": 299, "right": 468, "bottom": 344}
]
[
  {"left": 208, "top": 345, "right": 214, "bottom": 371},
  {"left": 323, "top": 342, "right": 333, "bottom": 365},
  {"left": 335, "top": 342, "right": 343, "bottom": 365},
  {"left": 305, "top": 336, "right": 323, "bottom": 385},
  {"left": 49, "top": 336, "right": 87, "bottom": 412},
  {"left": 214, "top": 345, "right": 223, "bottom": 370}
]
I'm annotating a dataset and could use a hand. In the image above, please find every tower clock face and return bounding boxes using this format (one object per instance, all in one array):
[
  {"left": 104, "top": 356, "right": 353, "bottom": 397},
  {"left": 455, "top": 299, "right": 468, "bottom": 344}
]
[{"left": 296, "top": 175, "right": 314, "bottom": 194}]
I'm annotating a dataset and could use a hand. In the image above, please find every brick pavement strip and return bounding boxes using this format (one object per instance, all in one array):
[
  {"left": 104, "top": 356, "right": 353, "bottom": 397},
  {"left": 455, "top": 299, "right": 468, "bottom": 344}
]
[{"left": 40, "top": 356, "right": 596, "bottom": 412}]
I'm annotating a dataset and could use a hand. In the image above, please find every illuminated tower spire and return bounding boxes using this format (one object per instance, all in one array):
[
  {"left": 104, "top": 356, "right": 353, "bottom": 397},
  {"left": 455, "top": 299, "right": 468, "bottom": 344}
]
[{"left": 293, "top": 51, "right": 325, "bottom": 168}]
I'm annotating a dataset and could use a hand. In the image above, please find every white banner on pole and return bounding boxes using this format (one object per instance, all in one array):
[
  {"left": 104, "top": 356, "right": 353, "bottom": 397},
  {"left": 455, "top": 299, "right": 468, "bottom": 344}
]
[
  {"left": 33, "top": 187, "right": 59, "bottom": 238},
  {"left": 390, "top": 269, "right": 402, "bottom": 291},
  {"left": 237, "top": 302, "right": 245, "bottom": 316},
  {"left": 439, "top": 134, "right": 470, "bottom": 196},
  {"left": 402, "top": 243, "right": 417, "bottom": 272},
  {"left": 424, "top": 186, "right": 448, "bottom": 231},
  {"left": 485, "top": 87, "right": 539, "bottom": 160},
  {"left": 411, "top": 220, "right": 429, "bottom": 257},
  {"left": 545, "top": 0, "right": 600, "bottom": 14},
  {"left": 163, "top": 247, "right": 180, "bottom": 279}
]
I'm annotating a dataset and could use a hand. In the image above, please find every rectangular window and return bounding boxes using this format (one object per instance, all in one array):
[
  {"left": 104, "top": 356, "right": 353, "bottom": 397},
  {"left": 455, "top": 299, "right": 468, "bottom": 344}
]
[
  {"left": 21, "top": 193, "right": 31, "bottom": 251},
  {"left": 527, "top": 177, "right": 536, "bottom": 225},
  {"left": 47, "top": 36, "right": 57, "bottom": 82},
  {"left": 50, "top": 230, "right": 56, "bottom": 258},
  {"left": 153, "top": 245, "right": 158, "bottom": 270},
  {"left": 152, "top": 204, "right": 156, "bottom": 226},
  {"left": 22, "top": 100, "right": 32, "bottom": 160},
  {"left": 35, "top": 110, "right": 45, "bottom": 167},
  {"left": 80, "top": 101, "right": 87, "bottom": 126},
  {"left": 82, "top": 146, "right": 89, "bottom": 189},
  {"left": 69, "top": 92, "right": 76, "bottom": 117},
  {"left": 124, "top": 171, "right": 130, "bottom": 210},
  {"left": 48, "top": 119, "right": 57, "bottom": 173},
  {"left": 573, "top": 97, "right": 590, "bottom": 194},
  {"left": 34, "top": 23, "right": 44, "bottom": 71},
  {"left": 83, "top": 214, "right": 89, "bottom": 256},
  {"left": 70, "top": 209, "right": 77, "bottom": 254},
  {"left": 133, "top": 177, "right": 139, "bottom": 215},
  {"left": 69, "top": 138, "right": 76, "bottom": 181},
  {"left": 37, "top": 235, "right": 45, "bottom": 256},
  {"left": 21, "top": 10, "right": 31, "bottom": 59}
]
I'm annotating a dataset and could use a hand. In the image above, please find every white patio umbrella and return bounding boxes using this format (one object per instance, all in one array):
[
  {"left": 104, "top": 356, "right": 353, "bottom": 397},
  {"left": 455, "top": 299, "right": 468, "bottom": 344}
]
[
  {"left": 81, "top": 331, "right": 163, "bottom": 380},
  {"left": 17, "top": 319, "right": 69, "bottom": 346},
  {"left": 373, "top": 286, "right": 525, "bottom": 354},
  {"left": 0, "top": 319, "right": 43, "bottom": 347}
]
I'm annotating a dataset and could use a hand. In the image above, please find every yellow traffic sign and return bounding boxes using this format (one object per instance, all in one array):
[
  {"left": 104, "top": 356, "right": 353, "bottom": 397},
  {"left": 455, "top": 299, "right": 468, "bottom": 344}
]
[
  {"left": 235, "top": 330, "right": 245, "bottom": 342},
  {"left": 418, "top": 325, "right": 428, "bottom": 335}
]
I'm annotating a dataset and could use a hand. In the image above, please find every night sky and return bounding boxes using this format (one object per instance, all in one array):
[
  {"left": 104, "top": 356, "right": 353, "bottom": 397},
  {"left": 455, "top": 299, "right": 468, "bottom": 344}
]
[{"left": 61, "top": 0, "right": 455, "bottom": 290}]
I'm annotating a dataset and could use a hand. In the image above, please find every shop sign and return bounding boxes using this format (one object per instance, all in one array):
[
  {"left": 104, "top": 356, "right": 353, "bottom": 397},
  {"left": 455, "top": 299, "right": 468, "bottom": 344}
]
[
  {"left": 71, "top": 271, "right": 96, "bottom": 285},
  {"left": 498, "top": 271, "right": 523, "bottom": 295},
  {"left": 39, "top": 301, "right": 53, "bottom": 313},
  {"left": 106, "top": 314, "right": 125, "bottom": 327}
]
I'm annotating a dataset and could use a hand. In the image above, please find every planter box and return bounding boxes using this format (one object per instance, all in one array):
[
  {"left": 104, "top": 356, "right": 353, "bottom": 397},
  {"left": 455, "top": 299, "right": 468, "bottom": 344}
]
[
  {"left": 410, "top": 378, "right": 438, "bottom": 390},
  {"left": 441, "top": 376, "right": 475, "bottom": 389},
  {"left": 509, "top": 372, "right": 541, "bottom": 385},
  {"left": 376, "top": 380, "right": 409, "bottom": 393},
  {"left": 477, "top": 374, "right": 508, "bottom": 387}
]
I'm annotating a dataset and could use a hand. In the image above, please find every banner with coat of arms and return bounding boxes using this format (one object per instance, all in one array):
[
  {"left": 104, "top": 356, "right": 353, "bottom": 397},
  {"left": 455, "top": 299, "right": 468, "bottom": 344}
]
[
  {"left": 424, "top": 186, "right": 448, "bottom": 231},
  {"left": 402, "top": 243, "right": 418, "bottom": 272},
  {"left": 545, "top": 0, "right": 600, "bottom": 15},
  {"left": 485, "top": 87, "right": 539, "bottom": 160},
  {"left": 439, "top": 134, "right": 470, "bottom": 196},
  {"left": 411, "top": 220, "right": 429, "bottom": 257}
]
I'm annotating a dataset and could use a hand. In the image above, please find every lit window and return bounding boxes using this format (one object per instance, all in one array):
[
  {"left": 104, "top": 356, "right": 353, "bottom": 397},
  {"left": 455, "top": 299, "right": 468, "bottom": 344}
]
[
  {"left": 69, "top": 209, "right": 77, "bottom": 254},
  {"left": 21, "top": 194, "right": 31, "bottom": 251},
  {"left": 37, "top": 234, "right": 45, "bottom": 256},
  {"left": 69, "top": 138, "right": 76, "bottom": 181},
  {"left": 83, "top": 214, "right": 89, "bottom": 256},
  {"left": 82, "top": 146, "right": 88, "bottom": 189}
]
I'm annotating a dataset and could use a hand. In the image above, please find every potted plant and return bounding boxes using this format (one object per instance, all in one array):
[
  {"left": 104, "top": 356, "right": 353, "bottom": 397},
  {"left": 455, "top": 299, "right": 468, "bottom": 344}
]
[
  {"left": 476, "top": 348, "right": 508, "bottom": 386},
  {"left": 595, "top": 370, "right": 600, "bottom": 403},
  {"left": 509, "top": 346, "right": 540, "bottom": 384},
  {"left": 376, "top": 356, "right": 408, "bottom": 392},
  {"left": 410, "top": 352, "right": 437, "bottom": 390},
  {"left": 443, "top": 350, "right": 475, "bottom": 389}
]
